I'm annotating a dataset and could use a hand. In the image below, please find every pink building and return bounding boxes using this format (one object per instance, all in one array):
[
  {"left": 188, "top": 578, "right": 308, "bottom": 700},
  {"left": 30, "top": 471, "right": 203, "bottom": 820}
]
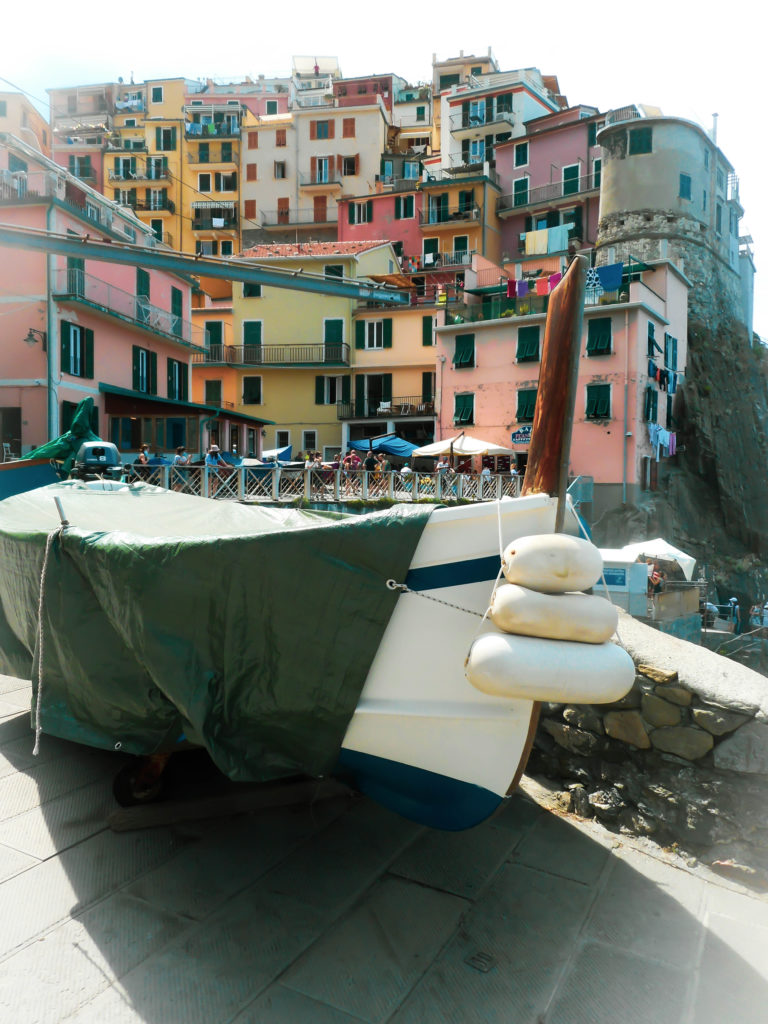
[
  {"left": 0, "top": 133, "right": 267, "bottom": 458},
  {"left": 495, "top": 106, "right": 604, "bottom": 266},
  {"left": 435, "top": 259, "right": 689, "bottom": 521}
]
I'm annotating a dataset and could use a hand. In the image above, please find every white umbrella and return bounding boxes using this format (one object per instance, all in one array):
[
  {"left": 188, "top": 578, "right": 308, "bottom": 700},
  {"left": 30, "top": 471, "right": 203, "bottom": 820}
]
[
  {"left": 618, "top": 538, "right": 697, "bottom": 581},
  {"left": 412, "top": 433, "right": 516, "bottom": 457}
]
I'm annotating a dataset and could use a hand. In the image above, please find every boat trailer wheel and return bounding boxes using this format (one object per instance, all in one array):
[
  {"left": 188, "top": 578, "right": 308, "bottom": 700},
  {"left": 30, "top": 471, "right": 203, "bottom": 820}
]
[{"left": 112, "top": 753, "right": 170, "bottom": 807}]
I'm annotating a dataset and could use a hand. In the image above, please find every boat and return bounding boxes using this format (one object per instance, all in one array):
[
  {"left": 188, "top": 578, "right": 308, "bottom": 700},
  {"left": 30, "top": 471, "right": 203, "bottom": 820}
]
[{"left": 0, "top": 256, "right": 635, "bottom": 830}]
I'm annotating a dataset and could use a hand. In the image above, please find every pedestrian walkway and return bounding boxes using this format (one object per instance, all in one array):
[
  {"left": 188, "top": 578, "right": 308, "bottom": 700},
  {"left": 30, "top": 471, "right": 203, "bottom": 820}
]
[{"left": 1, "top": 674, "right": 767, "bottom": 1023}]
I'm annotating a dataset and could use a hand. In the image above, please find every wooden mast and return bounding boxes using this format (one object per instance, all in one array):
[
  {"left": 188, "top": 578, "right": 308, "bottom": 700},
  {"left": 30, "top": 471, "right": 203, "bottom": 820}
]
[{"left": 520, "top": 254, "right": 588, "bottom": 532}]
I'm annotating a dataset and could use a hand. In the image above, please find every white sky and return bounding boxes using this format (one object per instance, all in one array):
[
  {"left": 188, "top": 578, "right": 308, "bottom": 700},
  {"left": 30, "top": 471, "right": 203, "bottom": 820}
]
[{"left": 2, "top": 0, "right": 765, "bottom": 336}]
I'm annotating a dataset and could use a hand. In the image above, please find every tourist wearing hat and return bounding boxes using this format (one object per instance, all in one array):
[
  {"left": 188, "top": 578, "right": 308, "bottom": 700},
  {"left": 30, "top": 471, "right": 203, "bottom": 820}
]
[{"left": 172, "top": 445, "right": 190, "bottom": 491}]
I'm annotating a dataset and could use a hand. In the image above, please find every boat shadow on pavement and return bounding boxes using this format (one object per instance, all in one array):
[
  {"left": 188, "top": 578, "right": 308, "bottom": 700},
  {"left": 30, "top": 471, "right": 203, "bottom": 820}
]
[{"left": 1, "top": 684, "right": 768, "bottom": 1024}]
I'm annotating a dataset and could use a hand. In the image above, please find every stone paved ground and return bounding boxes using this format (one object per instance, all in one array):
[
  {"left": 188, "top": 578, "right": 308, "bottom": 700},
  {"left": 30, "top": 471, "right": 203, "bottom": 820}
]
[{"left": 1, "top": 674, "right": 767, "bottom": 1024}]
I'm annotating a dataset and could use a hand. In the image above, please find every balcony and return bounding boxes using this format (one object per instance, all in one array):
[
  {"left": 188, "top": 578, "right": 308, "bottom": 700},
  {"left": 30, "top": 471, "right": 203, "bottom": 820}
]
[
  {"left": 428, "top": 161, "right": 501, "bottom": 187},
  {"left": 419, "top": 203, "right": 481, "bottom": 228},
  {"left": 108, "top": 164, "right": 169, "bottom": 183},
  {"left": 191, "top": 343, "right": 350, "bottom": 367},
  {"left": 416, "top": 249, "right": 477, "bottom": 271},
  {"left": 105, "top": 139, "right": 148, "bottom": 152},
  {"left": 259, "top": 208, "right": 338, "bottom": 228},
  {"left": 497, "top": 173, "right": 599, "bottom": 215},
  {"left": 337, "top": 395, "right": 435, "bottom": 420},
  {"left": 185, "top": 122, "right": 241, "bottom": 139},
  {"left": 298, "top": 169, "right": 343, "bottom": 189},
  {"left": 375, "top": 175, "right": 421, "bottom": 192},
  {"left": 446, "top": 284, "right": 629, "bottom": 325},
  {"left": 51, "top": 268, "right": 206, "bottom": 349},
  {"left": 133, "top": 198, "right": 175, "bottom": 215},
  {"left": 449, "top": 108, "right": 514, "bottom": 139},
  {"left": 604, "top": 105, "right": 645, "bottom": 126},
  {"left": 186, "top": 147, "right": 238, "bottom": 165},
  {"left": 192, "top": 215, "right": 238, "bottom": 231}
]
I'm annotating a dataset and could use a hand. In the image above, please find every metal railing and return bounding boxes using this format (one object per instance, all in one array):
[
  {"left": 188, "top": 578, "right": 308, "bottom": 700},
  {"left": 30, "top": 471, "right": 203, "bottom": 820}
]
[
  {"left": 337, "top": 397, "right": 435, "bottom": 420},
  {"left": 447, "top": 286, "right": 625, "bottom": 324},
  {"left": 107, "top": 164, "right": 169, "bottom": 183},
  {"left": 185, "top": 123, "right": 241, "bottom": 138},
  {"left": 125, "top": 465, "right": 522, "bottom": 503},
  {"left": 448, "top": 109, "right": 514, "bottom": 133},
  {"left": 259, "top": 208, "right": 339, "bottom": 227},
  {"left": 298, "top": 169, "right": 343, "bottom": 187},
  {"left": 105, "top": 140, "right": 148, "bottom": 152},
  {"left": 419, "top": 204, "right": 481, "bottom": 226},
  {"left": 604, "top": 105, "right": 644, "bottom": 126},
  {"left": 192, "top": 215, "right": 238, "bottom": 230},
  {"left": 497, "top": 173, "right": 599, "bottom": 213},
  {"left": 191, "top": 343, "right": 350, "bottom": 366},
  {"left": 51, "top": 268, "right": 207, "bottom": 348}
]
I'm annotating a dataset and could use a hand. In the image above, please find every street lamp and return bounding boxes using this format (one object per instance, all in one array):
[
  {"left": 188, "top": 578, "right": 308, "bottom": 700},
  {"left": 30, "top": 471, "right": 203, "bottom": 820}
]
[{"left": 24, "top": 328, "right": 46, "bottom": 347}]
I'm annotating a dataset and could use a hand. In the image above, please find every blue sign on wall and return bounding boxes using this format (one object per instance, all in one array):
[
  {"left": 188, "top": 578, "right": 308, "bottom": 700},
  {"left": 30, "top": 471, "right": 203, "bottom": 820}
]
[
  {"left": 510, "top": 425, "right": 532, "bottom": 445},
  {"left": 603, "top": 567, "right": 627, "bottom": 587}
]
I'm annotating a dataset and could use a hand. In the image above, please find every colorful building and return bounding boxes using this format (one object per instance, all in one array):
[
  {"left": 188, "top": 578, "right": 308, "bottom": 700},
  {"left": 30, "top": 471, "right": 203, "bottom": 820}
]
[
  {"left": 435, "top": 258, "right": 689, "bottom": 518},
  {"left": 0, "top": 92, "right": 50, "bottom": 156}
]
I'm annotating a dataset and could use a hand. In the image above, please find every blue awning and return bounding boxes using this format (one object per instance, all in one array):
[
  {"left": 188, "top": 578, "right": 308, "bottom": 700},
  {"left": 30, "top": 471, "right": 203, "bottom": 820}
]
[{"left": 348, "top": 435, "right": 420, "bottom": 458}]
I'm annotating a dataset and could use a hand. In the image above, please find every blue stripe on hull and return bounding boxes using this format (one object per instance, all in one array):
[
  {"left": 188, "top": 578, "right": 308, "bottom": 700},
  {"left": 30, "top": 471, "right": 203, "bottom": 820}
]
[
  {"left": 336, "top": 748, "right": 503, "bottom": 831},
  {"left": 405, "top": 554, "right": 500, "bottom": 593}
]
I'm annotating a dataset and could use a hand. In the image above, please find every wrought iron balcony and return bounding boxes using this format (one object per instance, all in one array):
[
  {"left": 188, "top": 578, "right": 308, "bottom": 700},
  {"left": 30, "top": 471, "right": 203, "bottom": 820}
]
[
  {"left": 191, "top": 343, "right": 350, "bottom": 367},
  {"left": 336, "top": 395, "right": 435, "bottom": 420},
  {"left": 185, "top": 122, "right": 241, "bottom": 139},
  {"left": 105, "top": 139, "right": 148, "bottom": 152},
  {"left": 133, "top": 198, "right": 175, "bottom": 214},
  {"left": 449, "top": 108, "right": 514, "bottom": 136},
  {"left": 51, "top": 268, "right": 206, "bottom": 348},
  {"left": 418, "top": 203, "right": 481, "bottom": 227},
  {"left": 192, "top": 215, "right": 238, "bottom": 231},
  {"left": 497, "top": 173, "right": 599, "bottom": 214},
  {"left": 259, "top": 208, "right": 338, "bottom": 227},
  {"left": 298, "top": 170, "right": 343, "bottom": 187},
  {"left": 108, "top": 164, "right": 169, "bottom": 183}
]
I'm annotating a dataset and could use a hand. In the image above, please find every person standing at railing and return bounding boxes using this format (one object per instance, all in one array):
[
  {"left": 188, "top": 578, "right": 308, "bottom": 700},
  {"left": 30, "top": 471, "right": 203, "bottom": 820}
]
[
  {"left": 134, "top": 443, "right": 150, "bottom": 481},
  {"left": 205, "top": 444, "right": 225, "bottom": 496},
  {"left": 172, "top": 446, "right": 190, "bottom": 491}
]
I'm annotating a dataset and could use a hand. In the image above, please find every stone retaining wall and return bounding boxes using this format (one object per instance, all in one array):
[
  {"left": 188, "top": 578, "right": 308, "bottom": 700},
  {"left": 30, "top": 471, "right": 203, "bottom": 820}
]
[{"left": 527, "top": 611, "right": 768, "bottom": 886}]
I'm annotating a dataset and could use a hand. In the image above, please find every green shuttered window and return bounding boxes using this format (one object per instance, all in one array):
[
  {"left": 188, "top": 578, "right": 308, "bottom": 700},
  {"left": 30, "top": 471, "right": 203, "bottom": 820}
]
[
  {"left": 452, "top": 333, "right": 475, "bottom": 368},
  {"left": 586, "top": 317, "right": 612, "bottom": 356},
  {"left": 454, "top": 393, "right": 474, "bottom": 424},
  {"left": 516, "top": 326, "right": 539, "bottom": 362},
  {"left": 422, "top": 315, "right": 433, "bottom": 347},
  {"left": 586, "top": 383, "right": 611, "bottom": 419},
  {"left": 517, "top": 388, "right": 537, "bottom": 422}
]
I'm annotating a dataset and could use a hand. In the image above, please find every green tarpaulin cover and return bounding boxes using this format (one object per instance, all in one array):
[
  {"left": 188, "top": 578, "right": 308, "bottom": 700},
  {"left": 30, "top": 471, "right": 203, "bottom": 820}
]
[
  {"left": 21, "top": 397, "right": 99, "bottom": 474},
  {"left": 0, "top": 482, "right": 433, "bottom": 780}
]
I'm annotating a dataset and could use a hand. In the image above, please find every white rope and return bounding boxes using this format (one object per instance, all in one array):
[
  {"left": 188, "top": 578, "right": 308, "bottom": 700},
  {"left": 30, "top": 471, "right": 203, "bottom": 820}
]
[{"left": 32, "top": 527, "right": 62, "bottom": 756}]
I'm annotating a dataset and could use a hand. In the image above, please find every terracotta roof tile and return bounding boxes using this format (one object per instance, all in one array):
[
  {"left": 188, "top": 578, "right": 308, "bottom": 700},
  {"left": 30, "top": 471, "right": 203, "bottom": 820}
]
[{"left": 238, "top": 240, "right": 389, "bottom": 259}]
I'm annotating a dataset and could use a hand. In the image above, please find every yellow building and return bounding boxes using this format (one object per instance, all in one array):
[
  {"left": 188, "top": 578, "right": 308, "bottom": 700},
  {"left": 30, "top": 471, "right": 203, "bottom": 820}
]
[
  {"left": 194, "top": 240, "right": 402, "bottom": 458},
  {"left": 0, "top": 92, "right": 51, "bottom": 156}
]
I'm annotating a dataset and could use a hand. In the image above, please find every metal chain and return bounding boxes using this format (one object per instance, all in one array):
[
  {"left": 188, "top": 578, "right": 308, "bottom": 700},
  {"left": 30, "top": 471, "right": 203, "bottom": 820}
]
[{"left": 386, "top": 579, "right": 485, "bottom": 618}]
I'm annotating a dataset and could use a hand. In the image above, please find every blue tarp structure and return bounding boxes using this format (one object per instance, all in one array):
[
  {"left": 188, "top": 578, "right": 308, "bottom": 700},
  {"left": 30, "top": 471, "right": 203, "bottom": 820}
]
[
  {"left": 348, "top": 435, "right": 420, "bottom": 459},
  {"left": 261, "top": 445, "right": 292, "bottom": 463}
]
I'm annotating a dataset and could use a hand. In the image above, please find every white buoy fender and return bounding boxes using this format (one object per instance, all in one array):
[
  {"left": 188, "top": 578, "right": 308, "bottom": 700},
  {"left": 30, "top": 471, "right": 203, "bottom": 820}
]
[
  {"left": 490, "top": 584, "right": 618, "bottom": 644},
  {"left": 502, "top": 534, "right": 603, "bottom": 594},
  {"left": 465, "top": 631, "right": 635, "bottom": 704}
]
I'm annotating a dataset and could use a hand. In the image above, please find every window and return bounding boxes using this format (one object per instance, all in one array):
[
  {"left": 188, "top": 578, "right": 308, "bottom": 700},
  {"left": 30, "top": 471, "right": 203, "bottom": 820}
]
[
  {"left": 243, "top": 283, "right": 262, "bottom": 297},
  {"left": 663, "top": 333, "right": 678, "bottom": 371},
  {"left": 716, "top": 203, "right": 722, "bottom": 235},
  {"left": 147, "top": 188, "right": 166, "bottom": 210},
  {"left": 562, "top": 164, "right": 580, "bottom": 196},
  {"left": 588, "top": 122, "right": 598, "bottom": 148},
  {"left": 215, "top": 171, "right": 237, "bottom": 191},
  {"left": 248, "top": 131, "right": 259, "bottom": 149},
  {"left": 517, "top": 389, "right": 537, "bottom": 422},
  {"left": 246, "top": 163, "right": 257, "bottom": 181},
  {"left": 593, "top": 158, "right": 602, "bottom": 188},
  {"left": 155, "top": 126, "right": 176, "bottom": 151},
  {"left": 276, "top": 128, "right": 287, "bottom": 147},
  {"left": 342, "top": 117, "right": 355, "bottom": 138},
  {"left": 644, "top": 385, "right": 658, "bottom": 423},
  {"left": 702, "top": 189, "right": 707, "bottom": 212},
  {"left": 439, "top": 74, "right": 461, "bottom": 90},
  {"left": 513, "top": 177, "right": 529, "bottom": 207},
  {"left": 205, "top": 321, "right": 222, "bottom": 347},
  {"left": 301, "top": 430, "right": 317, "bottom": 453},
  {"left": 586, "top": 317, "right": 612, "bottom": 356},
  {"left": 196, "top": 240, "right": 218, "bottom": 256},
  {"left": 516, "top": 326, "right": 540, "bottom": 362},
  {"left": 243, "top": 321, "right": 263, "bottom": 353},
  {"left": 166, "top": 358, "right": 188, "bottom": 401},
  {"left": 628, "top": 126, "right": 652, "bottom": 155},
  {"left": 452, "top": 333, "right": 475, "bottom": 368},
  {"left": 220, "top": 240, "right": 233, "bottom": 256},
  {"left": 403, "top": 161, "right": 419, "bottom": 180},
  {"left": 68, "top": 155, "right": 92, "bottom": 179},
  {"left": 151, "top": 86, "right": 163, "bottom": 104},
  {"left": 312, "top": 120, "right": 332, "bottom": 140},
  {"left": 586, "top": 383, "right": 611, "bottom": 419},
  {"left": 348, "top": 200, "right": 373, "bottom": 225},
  {"left": 132, "top": 345, "right": 157, "bottom": 394},
  {"left": 150, "top": 218, "right": 163, "bottom": 242},
  {"left": 274, "top": 161, "right": 286, "bottom": 179},
  {"left": 198, "top": 172, "right": 211, "bottom": 192},
  {"left": 366, "top": 322, "right": 384, "bottom": 349},
  {"left": 221, "top": 142, "right": 233, "bottom": 162},
  {"left": 416, "top": 105, "right": 426, "bottom": 122},
  {"left": 124, "top": 118, "right": 136, "bottom": 128},
  {"left": 679, "top": 173, "right": 692, "bottom": 200},
  {"left": 244, "top": 199, "right": 257, "bottom": 220},
  {"left": 204, "top": 379, "right": 222, "bottom": 405},
  {"left": 242, "top": 376, "right": 262, "bottom": 404},
  {"left": 342, "top": 155, "right": 357, "bottom": 176},
  {"left": 394, "top": 195, "right": 414, "bottom": 219},
  {"left": 453, "top": 393, "right": 474, "bottom": 425},
  {"left": 514, "top": 142, "right": 528, "bottom": 168},
  {"left": 266, "top": 100, "right": 278, "bottom": 115},
  {"left": 276, "top": 430, "right": 290, "bottom": 449},
  {"left": 716, "top": 168, "right": 725, "bottom": 193},
  {"left": 60, "top": 321, "right": 94, "bottom": 378},
  {"left": 324, "top": 264, "right": 344, "bottom": 278},
  {"left": 315, "top": 374, "right": 348, "bottom": 405}
]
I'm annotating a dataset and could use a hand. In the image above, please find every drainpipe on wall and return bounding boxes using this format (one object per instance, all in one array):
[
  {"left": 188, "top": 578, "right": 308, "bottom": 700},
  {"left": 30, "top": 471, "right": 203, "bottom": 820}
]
[
  {"left": 46, "top": 201, "right": 58, "bottom": 440},
  {"left": 438, "top": 354, "right": 446, "bottom": 440}
]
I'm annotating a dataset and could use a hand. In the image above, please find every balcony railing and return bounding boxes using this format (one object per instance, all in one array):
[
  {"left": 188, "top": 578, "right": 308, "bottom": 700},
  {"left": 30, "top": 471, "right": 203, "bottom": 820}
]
[
  {"left": 298, "top": 169, "right": 343, "bottom": 187},
  {"left": 105, "top": 139, "right": 148, "bottom": 152},
  {"left": 132, "top": 198, "right": 175, "bottom": 213},
  {"left": 449, "top": 109, "right": 514, "bottom": 133},
  {"left": 337, "top": 396, "right": 435, "bottom": 420},
  {"left": 259, "top": 208, "right": 339, "bottom": 227},
  {"left": 497, "top": 173, "right": 599, "bottom": 213},
  {"left": 186, "top": 148, "right": 238, "bottom": 164},
  {"left": 446, "top": 285, "right": 628, "bottom": 324},
  {"left": 431, "top": 161, "right": 501, "bottom": 187},
  {"left": 51, "top": 268, "right": 206, "bottom": 348},
  {"left": 375, "top": 174, "right": 421, "bottom": 191},
  {"left": 419, "top": 203, "right": 481, "bottom": 226},
  {"left": 604, "top": 105, "right": 644, "bottom": 126},
  {"left": 191, "top": 343, "right": 350, "bottom": 366},
  {"left": 185, "top": 122, "right": 241, "bottom": 139},
  {"left": 108, "top": 164, "right": 169, "bottom": 183},
  {"left": 192, "top": 215, "right": 238, "bottom": 230}
]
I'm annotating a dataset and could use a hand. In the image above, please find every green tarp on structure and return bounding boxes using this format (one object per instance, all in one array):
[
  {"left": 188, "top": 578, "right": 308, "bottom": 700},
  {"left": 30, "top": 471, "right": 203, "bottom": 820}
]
[
  {"left": 20, "top": 397, "right": 99, "bottom": 474},
  {"left": 0, "top": 482, "right": 433, "bottom": 780}
]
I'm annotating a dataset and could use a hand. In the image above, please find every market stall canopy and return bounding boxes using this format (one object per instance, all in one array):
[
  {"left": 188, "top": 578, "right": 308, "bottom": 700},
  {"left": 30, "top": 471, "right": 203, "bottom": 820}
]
[
  {"left": 261, "top": 445, "right": 292, "bottom": 462},
  {"left": 348, "top": 435, "right": 419, "bottom": 458},
  {"left": 616, "top": 538, "right": 697, "bottom": 581},
  {"left": 412, "top": 433, "right": 516, "bottom": 457}
]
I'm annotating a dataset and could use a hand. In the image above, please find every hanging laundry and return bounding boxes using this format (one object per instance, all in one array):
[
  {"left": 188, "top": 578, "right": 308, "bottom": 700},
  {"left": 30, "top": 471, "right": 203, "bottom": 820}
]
[
  {"left": 517, "top": 280, "right": 529, "bottom": 298},
  {"left": 547, "top": 224, "right": 570, "bottom": 254},
  {"left": 525, "top": 229, "right": 548, "bottom": 255},
  {"left": 659, "top": 369, "right": 669, "bottom": 392},
  {"left": 655, "top": 367, "right": 661, "bottom": 382},
  {"left": 585, "top": 267, "right": 604, "bottom": 299},
  {"left": 548, "top": 272, "right": 562, "bottom": 290},
  {"left": 648, "top": 359, "right": 657, "bottom": 378},
  {"left": 535, "top": 277, "right": 549, "bottom": 295},
  {"left": 506, "top": 278, "right": 516, "bottom": 299},
  {"left": 596, "top": 262, "right": 624, "bottom": 292},
  {"left": 668, "top": 432, "right": 676, "bottom": 456}
]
